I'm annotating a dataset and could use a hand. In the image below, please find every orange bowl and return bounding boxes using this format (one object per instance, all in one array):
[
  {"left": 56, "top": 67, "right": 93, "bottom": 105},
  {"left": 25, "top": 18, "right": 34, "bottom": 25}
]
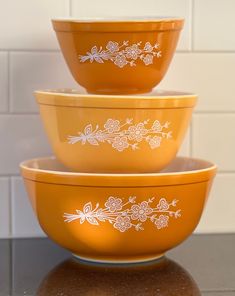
[
  {"left": 52, "top": 18, "right": 184, "bottom": 94},
  {"left": 35, "top": 89, "right": 197, "bottom": 173},
  {"left": 20, "top": 156, "right": 216, "bottom": 264}
]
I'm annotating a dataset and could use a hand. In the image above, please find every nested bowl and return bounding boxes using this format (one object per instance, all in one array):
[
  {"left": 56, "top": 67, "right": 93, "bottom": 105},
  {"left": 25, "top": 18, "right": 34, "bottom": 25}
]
[
  {"left": 52, "top": 17, "right": 184, "bottom": 94},
  {"left": 20, "top": 156, "right": 216, "bottom": 264},
  {"left": 35, "top": 89, "right": 197, "bottom": 173}
]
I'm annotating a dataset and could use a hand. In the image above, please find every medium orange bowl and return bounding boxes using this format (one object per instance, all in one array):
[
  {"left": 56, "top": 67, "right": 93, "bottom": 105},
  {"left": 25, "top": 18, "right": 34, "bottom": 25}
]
[
  {"left": 52, "top": 17, "right": 184, "bottom": 94},
  {"left": 35, "top": 89, "right": 197, "bottom": 173},
  {"left": 20, "top": 156, "right": 216, "bottom": 264}
]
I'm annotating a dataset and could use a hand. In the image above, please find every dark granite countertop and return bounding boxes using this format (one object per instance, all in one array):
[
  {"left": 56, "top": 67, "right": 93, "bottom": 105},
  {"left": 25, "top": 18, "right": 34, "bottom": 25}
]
[{"left": 0, "top": 234, "right": 234, "bottom": 296}]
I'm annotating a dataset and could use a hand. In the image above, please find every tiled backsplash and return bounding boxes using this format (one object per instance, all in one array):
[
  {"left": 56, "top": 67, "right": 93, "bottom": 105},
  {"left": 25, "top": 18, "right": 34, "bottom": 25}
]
[{"left": 0, "top": 0, "right": 234, "bottom": 237}]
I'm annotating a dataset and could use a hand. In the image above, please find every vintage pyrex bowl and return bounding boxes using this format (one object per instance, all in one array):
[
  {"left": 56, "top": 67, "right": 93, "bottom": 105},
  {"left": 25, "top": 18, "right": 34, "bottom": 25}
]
[
  {"left": 37, "top": 258, "right": 201, "bottom": 295},
  {"left": 35, "top": 89, "right": 197, "bottom": 173},
  {"left": 20, "top": 156, "right": 216, "bottom": 264},
  {"left": 52, "top": 18, "right": 184, "bottom": 94}
]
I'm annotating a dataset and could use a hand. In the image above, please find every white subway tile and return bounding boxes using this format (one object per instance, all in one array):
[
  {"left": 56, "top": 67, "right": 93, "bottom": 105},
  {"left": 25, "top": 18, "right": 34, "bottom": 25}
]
[
  {"left": 159, "top": 53, "right": 235, "bottom": 112},
  {"left": 0, "top": 0, "right": 69, "bottom": 50},
  {"left": 196, "top": 174, "right": 235, "bottom": 233},
  {"left": 0, "top": 178, "right": 10, "bottom": 238},
  {"left": 192, "top": 114, "right": 235, "bottom": 171},
  {"left": 11, "top": 177, "right": 45, "bottom": 238},
  {"left": 0, "top": 115, "right": 52, "bottom": 175},
  {"left": 0, "top": 52, "right": 8, "bottom": 112},
  {"left": 10, "top": 52, "right": 80, "bottom": 113},
  {"left": 71, "top": 0, "right": 192, "bottom": 50},
  {"left": 194, "top": 0, "right": 235, "bottom": 50}
]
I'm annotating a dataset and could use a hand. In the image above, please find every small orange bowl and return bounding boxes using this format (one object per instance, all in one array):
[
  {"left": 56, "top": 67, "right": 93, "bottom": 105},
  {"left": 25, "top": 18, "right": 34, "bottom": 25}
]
[
  {"left": 52, "top": 17, "right": 184, "bottom": 94},
  {"left": 35, "top": 89, "right": 197, "bottom": 173},
  {"left": 20, "top": 156, "right": 216, "bottom": 264}
]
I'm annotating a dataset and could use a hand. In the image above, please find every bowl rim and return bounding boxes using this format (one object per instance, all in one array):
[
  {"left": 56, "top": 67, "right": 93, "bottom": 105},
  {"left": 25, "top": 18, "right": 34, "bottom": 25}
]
[
  {"left": 52, "top": 17, "right": 184, "bottom": 32},
  {"left": 20, "top": 156, "right": 217, "bottom": 187},
  {"left": 35, "top": 89, "right": 197, "bottom": 109},
  {"left": 52, "top": 16, "right": 184, "bottom": 22}
]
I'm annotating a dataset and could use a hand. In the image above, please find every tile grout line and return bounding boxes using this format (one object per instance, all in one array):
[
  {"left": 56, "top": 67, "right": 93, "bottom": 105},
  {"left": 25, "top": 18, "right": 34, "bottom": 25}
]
[
  {"left": 7, "top": 51, "right": 10, "bottom": 114},
  {"left": 69, "top": 0, "right": 72, "bottom": 17},
  {"left": 0, "top": 113, "right": 39, "bottom": 116},
  {"left": 1, "top": 49, "right": 60, "bottom": 53},
  {"left": 191, "top": 0, "right": 195, "bottom": 51},
  {"left": 190, "top": 117, "right": 193, "bottom": 157}
]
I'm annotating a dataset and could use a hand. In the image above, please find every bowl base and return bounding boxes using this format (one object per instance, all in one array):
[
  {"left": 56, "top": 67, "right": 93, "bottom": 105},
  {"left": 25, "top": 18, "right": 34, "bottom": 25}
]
[
  {"left": 72, "top": 253, "right": 165, "bottom": 265},
  {"left": 86, "top": 88, "right": 152, "bottom": 95}
]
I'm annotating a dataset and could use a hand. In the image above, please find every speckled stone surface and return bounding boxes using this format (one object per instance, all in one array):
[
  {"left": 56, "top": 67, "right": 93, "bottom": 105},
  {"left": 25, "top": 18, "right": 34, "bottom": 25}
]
[{"left": 0, "top": 234, "right": 234, "bottom": 295}]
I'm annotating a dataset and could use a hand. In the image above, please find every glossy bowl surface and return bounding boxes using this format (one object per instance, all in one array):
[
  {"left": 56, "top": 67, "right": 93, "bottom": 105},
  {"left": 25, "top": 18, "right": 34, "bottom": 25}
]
[
  {"left": 35, "top": 89, "right": 197, "bottom": 173},
  {"left": 21, "top": 156, "right": 216, "bottom": 264},
  {"left": 52, "top": 17, "right": 184, "bottom": 94}
]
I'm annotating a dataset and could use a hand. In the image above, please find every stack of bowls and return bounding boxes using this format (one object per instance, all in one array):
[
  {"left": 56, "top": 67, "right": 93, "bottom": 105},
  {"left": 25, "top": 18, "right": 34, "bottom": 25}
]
[{"left": 20, "top": 17, "right": 217, "bottom": 264}]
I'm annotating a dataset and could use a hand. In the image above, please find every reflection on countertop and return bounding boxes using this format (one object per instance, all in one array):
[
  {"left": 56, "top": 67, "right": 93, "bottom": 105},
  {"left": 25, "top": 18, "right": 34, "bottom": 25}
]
[
  {"left": 37, "top": 257, "right": 200, "bottom": 296},
  {"left": 0, "top": 234, "right": 235, "bottom": 296}
]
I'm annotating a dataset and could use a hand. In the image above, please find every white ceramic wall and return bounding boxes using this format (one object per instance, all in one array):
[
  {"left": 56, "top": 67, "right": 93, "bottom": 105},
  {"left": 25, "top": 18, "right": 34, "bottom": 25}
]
[{"left": 0, "top": 0, "right": 234, "bottom": 238}]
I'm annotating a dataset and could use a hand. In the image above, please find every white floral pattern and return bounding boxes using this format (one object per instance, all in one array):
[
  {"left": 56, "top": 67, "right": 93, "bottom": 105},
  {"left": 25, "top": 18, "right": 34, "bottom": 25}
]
[
  {"left": 104, "top": 196, "right": 122, "bottom": 212},
  {"left": 63, "top": 196, "right": 181, "bottom": 233},
  {"left": 78, "top": 41, "right": 162, "bottom": 68},
  {"left": 114, "top": 216, "right": 132, "bottom": 232},
  {"left": 67, "top": 118, "right": 172, "bottom": 152},
  {"left": 155, "top": 215, "right": 169, "bottom": 229},
  {"left": 148, "top": 136, "right": 162, "bottom": 149},
  {"left": 104, "top": 119, "right": 120, "bottom": 133},
  {"left": 131, "top": 201, "right": 153, "bottom": 222}
]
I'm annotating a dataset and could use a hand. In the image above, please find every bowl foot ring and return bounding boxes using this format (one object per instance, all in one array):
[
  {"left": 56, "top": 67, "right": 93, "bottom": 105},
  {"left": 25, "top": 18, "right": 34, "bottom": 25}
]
[{"left": 72, "top": 253, "right": 165, "bottom": 265}]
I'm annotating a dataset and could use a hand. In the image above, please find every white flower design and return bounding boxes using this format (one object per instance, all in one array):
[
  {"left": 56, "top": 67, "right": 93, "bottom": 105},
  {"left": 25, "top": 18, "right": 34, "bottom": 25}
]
[
  {"left": 131, "top": 201, "right": 153, "bottom": 222},
  {"left": 104, "top": 119, "right": 120, "bottom": 133},
  {"left": 152, "top": 120, "right": 163, "bottom": 132},
  {"left": 143, "top": 54, "right": 154, "bottom": 65},
  {"left": 114, "top": 54, "right": 128, "bottom": 68},
  {"left": 112, "top": 136, "right": 129, "bottom": 152},
  {"left": 125, "top": 44, "right": 142, "bottom": 60},
  {"left": 144, "top": 42, "right": 153, "bottom": 52},
  {"left": 157, "top": 198, "right": 170, "bottom": 211},
  {"left": 106, "top": 41, "right": 119, "bottom": 53},
  {"left": 68, "top": 118, "right": 172, "bottom": 152},
  {"left": 78, "top": 40, "right": 162, "bottom": 68},
  {"left": 155, "top": 215, "right": 169, "bottom": 229},
  {"left": 114, "top": 216, "right": 132, "bottom": 232},
  {"left": 104, "top": 196, "right": 122, "bottom": 212},
  {"left": 148, "top": 136, "right": 162, "bottom": 149},
  {"left": 63, "top": 196, "right": 181, "bottom": 233},
  {"left": 128, "top": 123, "right": 148, "bottom": 142}
]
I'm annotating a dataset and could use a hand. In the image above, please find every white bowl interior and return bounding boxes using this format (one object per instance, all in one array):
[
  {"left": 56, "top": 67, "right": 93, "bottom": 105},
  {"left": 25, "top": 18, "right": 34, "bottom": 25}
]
[{"left": 24, "top": 157, "right": 214, "bottom": 175}]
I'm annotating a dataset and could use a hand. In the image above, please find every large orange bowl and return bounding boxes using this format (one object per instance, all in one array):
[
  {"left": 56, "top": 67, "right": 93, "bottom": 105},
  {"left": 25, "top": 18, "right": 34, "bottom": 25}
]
[
  {"left": 20, "top": 156, "right": 216, "bottom": 264},
  {"left": 52, "top": 18, "right": 184, "bottom": 94},
  {"left": 35, "top": 89, "right": 197, "bottom": 173}
]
